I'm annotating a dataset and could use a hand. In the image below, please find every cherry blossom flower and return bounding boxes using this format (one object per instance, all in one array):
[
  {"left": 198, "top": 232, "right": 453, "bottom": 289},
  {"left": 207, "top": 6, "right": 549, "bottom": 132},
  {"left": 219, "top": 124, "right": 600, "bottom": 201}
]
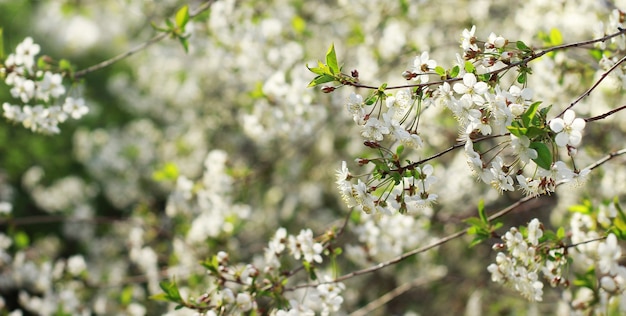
[
  {"left": 410, "top": 51, "right": 437, "bottom": 83},
  {"left": 549, "top": 110, "right": 586, "bottom": 147}
]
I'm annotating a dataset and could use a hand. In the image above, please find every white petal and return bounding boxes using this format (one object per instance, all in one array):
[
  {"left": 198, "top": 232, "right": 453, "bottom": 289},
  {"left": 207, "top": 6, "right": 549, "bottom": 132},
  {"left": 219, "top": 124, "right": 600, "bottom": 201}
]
[
  {"left": 453, "top": 83, "right": 469, "bottom": 94},
  {"left": 571, "top": 118, "right": 586, "bottom": 131},
  {"left": 569, "top": 131, "right": 582, "bottom": 146},
  {"left": 563, "top": 110, "right": 576, "bottom": 124},
  {"left": 555, "top": 132, "right": 569, "bottom": 147},
  {"left": 463, "top": 73, "right": 476, "bottom": 87},
  {"left": 549, "top": 118, "right": 565, "bottom": 133}
]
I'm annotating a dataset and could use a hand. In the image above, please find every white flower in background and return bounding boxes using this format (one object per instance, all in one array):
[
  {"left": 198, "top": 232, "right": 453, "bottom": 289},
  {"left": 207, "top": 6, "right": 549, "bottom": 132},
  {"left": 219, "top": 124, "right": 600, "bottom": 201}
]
[
  {"left": 14, "top": 37, "right": 40, "bottom": 71},
  {"left": 66, "top": 255, "right": 86, "bottom": 276},
  {"left": 63, "top": 97, "right": 89, "bottom": 119},
  {"left": 10, "top": 77, "right": 36, "bottom": 103},
  {"left": 236, "top": 292, "right": 254, "bottom": 312},
  {"left": 527, "top": 219, "right": 543, "bottom": 246},
  {"left": 37, "top": 71, "right": 66, "bottom": 101},
  {"left": 274, "top": 300, "right": 315, "bottom": 316},
  {"left": 549, "top": 110, "right": 586, "bottom": 147},
  {"left": 309, "top": 277, "right": 345, "bottom": 315},
  {"left": 0, "top": 202, "right": 12, "bottom": 215},
  {"left": 598, "top": 233, "right": 621, "bottom": 274},
  {"left": 288, "top": 229, "right": 323, "bottom": 264}
]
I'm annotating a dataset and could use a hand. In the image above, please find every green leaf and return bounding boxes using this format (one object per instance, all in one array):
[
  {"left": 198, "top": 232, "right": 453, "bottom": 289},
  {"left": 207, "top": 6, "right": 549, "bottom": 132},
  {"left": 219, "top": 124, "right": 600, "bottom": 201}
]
[
  {"left": 477, "top": 199, "right": 487, "bottom": 224},
  {"left": 464, "top": 61, "right": 475, "bottom": 73},
  {"left": 434, "top": 66, "right": 446, "bottom": 77},
  {"left": 557, "top": 227, "right": 565, "bottom": 239},
  {"left": 165, "top": 19, "right": 175, "bottom": 30},
  {"left": 291, "top": 15, "right": 306, "bottom": 35},
  {"left": 549, "top": 28, "right": 563, "bottom": 46},
  {"left": 159, "top": 280, "right": 182, "bottom": 302},
  {"left": 325, "top": 43, "right": 339, "bottom": 74},
  {"left": 175, "top": 5, "right": 190, "bottom": 29},
  {"left": 14, "top": 231, "right": 29, "bottom": 249},
  {"left": 517, "top": 72, "right": 527, "bottom": 84},
  {"left": 464, "top": 217, "right": 485, "bottom": 228},
  {"left": 364, "top": 94, "right": 378, "bottom": 106},
  {"left": 178, "top": 37, "right": 189, "bottom": 53},
  {"left": 307, "top": 74, "right": 336, "bottom": 87},
  {"left": 529, "top": 142, "right": 552, "bottom": 170},
  {"left": 37, "top": 56, "right": 47, "bottom": 70},
  {"left": 120, "top": 286, "right": 134, "bottom": 305},
  {"left": 525, "top": 126, "right": 546, "bottom": 139},
  {"left": 150, "top": 21, "right": 169, "bottom": 32},
  {"left": 469, "top": 234, "right": 489, "bottom": 247},
  {"left": 59, "top": 59, "right": 73, "bottom": 72},
  {"left": 153, "top": 162, "right": 180, "bottom": 181},
  {"left": 396, "top": 144, "right": 405, "bottom": 156},
  {"left": 0, "top": 28, "right": 4, "bottom": 60},
  {"left": 568, "top": 200, "right": 593, "bottom": 214},
  {"left": 516, "top": 41, "right": 530, "bottom": 52},
  {"left": 149, "top": 293, "right": 169, "bottom": 302},
  {"left": 589, "top": 49, "right": 604, "bottom": 62},
  {"left": 522, "top": 101, "right": 541, "bottom": 127},
  {"left": 573, "top": 267, "right": 596, "bottom": 289},
  {"left": 306, "top": 63, "right": 327, "bottom": 76},
  {"left": 507, "top": 125, "right": 526, "bottom": 137},
  {"left": 450, "top": 65, "right": 460, "bottom": 78}
]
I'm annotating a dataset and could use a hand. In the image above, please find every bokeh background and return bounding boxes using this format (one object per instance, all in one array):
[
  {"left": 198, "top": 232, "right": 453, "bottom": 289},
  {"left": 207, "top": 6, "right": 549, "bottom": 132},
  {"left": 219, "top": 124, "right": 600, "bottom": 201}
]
[{"left": 1, "top": 0, "right": 626, "bottom": 315}]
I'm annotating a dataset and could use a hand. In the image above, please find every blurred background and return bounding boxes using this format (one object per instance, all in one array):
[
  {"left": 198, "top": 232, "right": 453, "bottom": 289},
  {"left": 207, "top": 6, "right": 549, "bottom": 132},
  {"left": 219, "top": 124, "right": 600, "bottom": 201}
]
[{"left": 1, "top": 0, "right": 626, "bottom": 315}]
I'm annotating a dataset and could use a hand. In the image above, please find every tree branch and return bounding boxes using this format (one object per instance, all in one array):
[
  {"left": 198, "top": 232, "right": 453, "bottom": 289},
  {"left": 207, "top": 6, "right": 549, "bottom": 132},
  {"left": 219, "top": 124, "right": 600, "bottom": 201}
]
[{"left": 73, "top": 0, "right": 216, "bottom": 79}]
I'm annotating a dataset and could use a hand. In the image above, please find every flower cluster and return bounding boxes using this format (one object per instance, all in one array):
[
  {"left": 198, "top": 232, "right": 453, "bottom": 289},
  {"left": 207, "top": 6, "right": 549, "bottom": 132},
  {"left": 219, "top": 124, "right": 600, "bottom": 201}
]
[
  {"left": 336, "top": 160, "right": 438, "bottom": 215},
  {"left": 1, "top": 37, "right": 88, "bottom": 134},
  {"left": 194, "top": 227, "right": 341, "bottom": 314},
  {"left": 487, "top": 219, "right": 568, "bottom": 302}
]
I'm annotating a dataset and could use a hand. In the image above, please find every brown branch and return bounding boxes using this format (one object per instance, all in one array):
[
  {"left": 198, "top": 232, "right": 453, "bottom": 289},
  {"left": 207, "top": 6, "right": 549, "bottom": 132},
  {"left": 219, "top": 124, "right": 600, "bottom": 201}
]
[
  {"left": 0, "top": 215, "right": 123, "bottom": 226},
  {"left": 285, "top": 147, "right": 626, "bottom": 291},
  {"left": 558, "top": 54, "right": 626, "bottom": 117},
  {"left": 585, "top": 104, "right": 626, "bottom": 122},
  {"left": 347, "top": 28, "right": 626, "bottom": 92},
  {"left": 73, "top": 0, "right": 216, "bottom": 79},
  {"left": 349, "top": 267, "right": 447, "bottom": 316}
]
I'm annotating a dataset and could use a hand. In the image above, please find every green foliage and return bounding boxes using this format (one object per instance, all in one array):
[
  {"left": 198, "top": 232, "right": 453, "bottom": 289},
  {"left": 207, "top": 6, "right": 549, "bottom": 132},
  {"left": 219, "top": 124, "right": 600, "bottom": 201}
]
[
  {"left": 465, "top": 199, "right": 503, "bottom": 247},
  {"left": 538, "top": 28, "right": 563, "bottom": 58},
  {"left": 152, "top": 279, "right": 184, "bottom": 308},
  {"left": 464, "top": 61, "right": 475, "bottom": 73},
  {"left": 13, "top": 230, "right": 30, "bottom": 249},
  {"left": 0, "top": 28, "right": 4, "bottom": 60},
  {"left": 152, "top": 162, "right": 180, "bottom": 182},
  {"left": 609, "top": 198, "right": 626, "bottom": 240}
]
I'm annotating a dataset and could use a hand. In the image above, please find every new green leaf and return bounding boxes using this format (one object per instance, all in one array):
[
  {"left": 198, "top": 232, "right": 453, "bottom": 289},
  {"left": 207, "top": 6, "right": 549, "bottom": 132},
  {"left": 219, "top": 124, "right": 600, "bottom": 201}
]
[
  {"left": 325, "top": 43, "right": 339, "bottom": 74},
  {"left": 175, "top": 5, "right": 190, "bottom": 29}
]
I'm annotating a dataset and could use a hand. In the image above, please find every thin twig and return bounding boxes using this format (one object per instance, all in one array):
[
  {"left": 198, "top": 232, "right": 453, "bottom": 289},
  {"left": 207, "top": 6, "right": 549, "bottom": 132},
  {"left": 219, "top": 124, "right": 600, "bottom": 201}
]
[
  {"left": 558, "top": 54, "right": 626, "bottom": 117},
  {"left": 585, "top": 104, "right": 626, "bottom": 122},
  {"left": 0, "top": 215, "right": 122, "bottom": 226},
  {"left": 73, "top": 0, "right": 216, "bottom": 79},
  {"left": 347, "top": 28, "right": 626, "bottom": 91},
  {"left": 349, "top": 267, "right": 447, "bottom": 316},
  {"left": 286, "top": 147, "right": 626, "bottom": 291}
]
